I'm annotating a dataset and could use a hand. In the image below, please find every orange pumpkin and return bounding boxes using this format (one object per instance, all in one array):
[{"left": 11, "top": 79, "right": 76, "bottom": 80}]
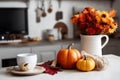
[
  {"left": 76, "top": 55, "right": 95, "bottom": 71},
  {"left": 57, "top": 43, "right": 81, "bottom": 69}
]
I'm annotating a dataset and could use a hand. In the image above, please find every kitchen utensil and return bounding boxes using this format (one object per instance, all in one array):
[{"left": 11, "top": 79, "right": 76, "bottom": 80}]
[
  {"left": 47, "top": 0, "right": 53, "bottom": 13},
  {"left": 41, "top": 0, "right": 47, "bottom": 17},
  {"left": 56, "top": 0, "right": 63, "bottom": 21},
  {"left": 35, "top": 0, "right": 42, "bottom": 23},
  {"left": 57, "top": 27, "right": 62, "bottom": 40},
  {"left": 54, "top": 22, "right": 68, "bottom": 39}
]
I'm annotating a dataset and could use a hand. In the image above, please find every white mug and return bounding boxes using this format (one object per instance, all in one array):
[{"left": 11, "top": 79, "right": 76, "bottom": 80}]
[{"left": 17, "top": 53, "right": 37, "bottom": 71}]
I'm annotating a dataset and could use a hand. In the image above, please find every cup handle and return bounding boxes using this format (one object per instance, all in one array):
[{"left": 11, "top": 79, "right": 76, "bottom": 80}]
[{"left": 101, "top": 35, "right": 109, "bottom": 49}]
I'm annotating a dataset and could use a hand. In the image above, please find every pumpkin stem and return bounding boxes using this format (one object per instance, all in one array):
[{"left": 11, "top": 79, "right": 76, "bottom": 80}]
[
  {"left": 84, "top": 55, "right": 87, "bottom": 60},
  {"left": 68, "top": 43, "right": 74, "bottom": 50}
]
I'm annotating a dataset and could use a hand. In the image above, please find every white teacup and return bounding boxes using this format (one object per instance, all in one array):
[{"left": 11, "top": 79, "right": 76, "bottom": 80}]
[{"left": 17, "top": 53, "right": 37, "bottom": 71}]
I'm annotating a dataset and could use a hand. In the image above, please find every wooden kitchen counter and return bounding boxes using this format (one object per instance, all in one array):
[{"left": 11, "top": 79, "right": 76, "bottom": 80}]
[{"left": 0, "top": 39, "right": 80, "bottom": 47}]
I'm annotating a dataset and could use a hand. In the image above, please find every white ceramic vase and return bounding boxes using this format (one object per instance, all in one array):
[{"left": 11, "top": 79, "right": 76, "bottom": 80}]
[{"left": 80, "top": 35, "right": 109, "bottom": 57}]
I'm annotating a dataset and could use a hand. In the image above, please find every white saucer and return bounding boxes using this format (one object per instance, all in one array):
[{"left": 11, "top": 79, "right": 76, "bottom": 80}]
[{"left": 9, "top": 66, "right": 45, "bottom": 76}]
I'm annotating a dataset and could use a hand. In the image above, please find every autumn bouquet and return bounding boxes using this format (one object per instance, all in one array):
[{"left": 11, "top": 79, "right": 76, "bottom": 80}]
[{"left": 71, "top": 7, "right": 118, "bottom": 35}]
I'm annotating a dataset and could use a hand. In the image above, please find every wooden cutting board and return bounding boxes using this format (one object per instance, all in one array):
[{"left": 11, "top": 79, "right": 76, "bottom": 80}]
[{"left": 54, "top": 22, "right": 68, "bottom": 39}]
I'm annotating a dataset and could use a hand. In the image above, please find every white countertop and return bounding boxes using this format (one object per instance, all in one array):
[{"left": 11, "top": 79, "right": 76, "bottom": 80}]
[{"left": 0, "top": 54, "right": 120, "bottom": 80}]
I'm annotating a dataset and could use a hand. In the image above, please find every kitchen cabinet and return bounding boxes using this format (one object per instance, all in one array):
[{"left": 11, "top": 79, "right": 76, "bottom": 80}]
[
  {"left": 0, "top": 47, "right": 31, "bottom": 67},
  {"left": 31, "top": 41, "right": 81, "bottom": 63},
  {"left": 0, "top": 39, "right": 80, "bottom": 68},
  {"left": 0, "top": 45, "right": 61, "bottom": 67},
  {"left": 31, "top": 45, "right": 61, "bottom": 63}
]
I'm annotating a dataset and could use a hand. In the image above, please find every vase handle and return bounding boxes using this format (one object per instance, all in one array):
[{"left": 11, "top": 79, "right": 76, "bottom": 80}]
[{"left": 101, "top": 35, "right": 109, "bottom": 49}]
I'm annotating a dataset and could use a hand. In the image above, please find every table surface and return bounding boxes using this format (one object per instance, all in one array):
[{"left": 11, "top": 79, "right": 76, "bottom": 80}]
[{"left": 0, "top": 54, "right": 120, "bottom": 80}]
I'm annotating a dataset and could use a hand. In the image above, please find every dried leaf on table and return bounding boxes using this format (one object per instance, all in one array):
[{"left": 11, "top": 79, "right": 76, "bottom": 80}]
[{"left": 37, "top": 60, "right": 62, "bottom": 75}]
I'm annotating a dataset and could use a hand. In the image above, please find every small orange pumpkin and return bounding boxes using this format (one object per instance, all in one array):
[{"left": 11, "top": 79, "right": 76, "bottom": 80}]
[
  {"left": 76, "top": 55, "right": 95, "bottom": 71},
  {"left": 57, "top": 43, "right": 81, "bottom": 69}
]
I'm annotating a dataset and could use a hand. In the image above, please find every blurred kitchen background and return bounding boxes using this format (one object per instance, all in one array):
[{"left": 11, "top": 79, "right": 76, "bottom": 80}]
[{"left": 0, "top": 0, "right": 119, "bottom": 40}]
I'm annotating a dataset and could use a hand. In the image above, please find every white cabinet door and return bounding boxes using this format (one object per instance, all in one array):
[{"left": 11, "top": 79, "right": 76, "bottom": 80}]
[
  {"left": 31, "top": 45, "right": 61, "bottom": 63},
  {"left": 0, "top": 47, "right": 31, "bottom": 67},
  {"left": 40, "top": 51, "right": 56, "bottom": 62}
]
